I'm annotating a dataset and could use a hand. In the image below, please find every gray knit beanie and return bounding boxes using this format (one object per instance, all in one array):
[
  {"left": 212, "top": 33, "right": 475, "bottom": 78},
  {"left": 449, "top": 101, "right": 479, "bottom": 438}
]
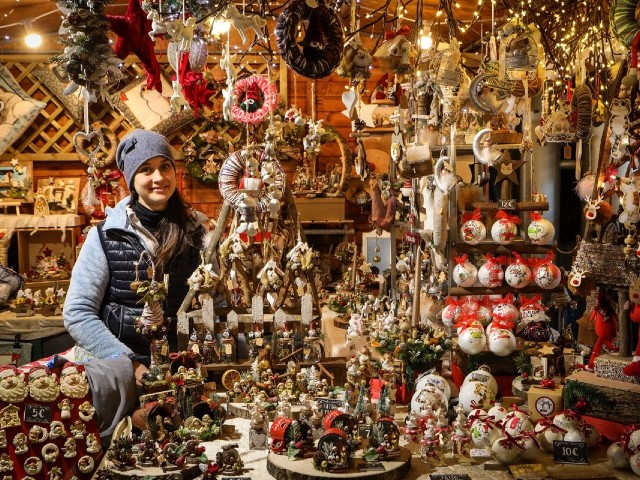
[{"left": 116, "top": 129, "right": 176, "bottom": 188}]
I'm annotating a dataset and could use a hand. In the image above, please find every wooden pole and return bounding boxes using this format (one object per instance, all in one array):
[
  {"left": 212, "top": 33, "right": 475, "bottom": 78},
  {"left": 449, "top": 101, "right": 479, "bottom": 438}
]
[{"left": 411, "top": 248, "right": 422, "bottom": 325}]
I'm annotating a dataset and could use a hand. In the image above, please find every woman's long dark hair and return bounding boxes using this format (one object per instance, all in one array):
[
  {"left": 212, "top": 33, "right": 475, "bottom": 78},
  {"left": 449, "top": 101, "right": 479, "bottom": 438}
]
[{"left": 130, "top": 189, "right": 196, "bottom": 273}]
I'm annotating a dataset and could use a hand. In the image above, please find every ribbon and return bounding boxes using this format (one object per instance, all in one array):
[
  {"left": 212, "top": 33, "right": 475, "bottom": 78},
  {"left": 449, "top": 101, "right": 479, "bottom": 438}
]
[
  {"left": 445, "top": 296, "right": 464, "bottom": 307},
  {"left": 454, "top": 312, "right": 482, "bottom": 332},
  {"left": 455, "top": 254, "right": 469, "bottom": 265},
  {"left": 491, "top": 313, "right": 515, "bottom": 330},
  {"left": 540, "top": 378, "right": 556, "bottom": 389},
  {"left": 535, "top": 416, "right": 567, "bottom": 435},
  {"left": 461, "top": 208, "right": 482, "bottom": 223},
  {"left": 500, "top": 430, "right": 527, "bottom": 450},
  {"left": 509, "top": 252, "right": 530, "bottom": 267},
  {"left": 516, "top": 430, "right": 541, "bottom": 450},
  {"left": 519, "top": 294, "right": 543, "bottom": 309},
  {"left": 531, "top": 211, "right": 543, "bottom": 222},
  {"left": 493, "top": 293, "right": 516, "bottom": 307},
  {"left": 384, "top": 24, "right": 411, "bottom": 41}
]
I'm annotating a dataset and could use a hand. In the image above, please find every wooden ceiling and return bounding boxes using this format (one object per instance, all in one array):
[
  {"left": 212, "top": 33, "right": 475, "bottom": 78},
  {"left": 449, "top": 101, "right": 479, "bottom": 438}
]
[{"left": 0, "top": 0, "right": 498, "bottom": 55}]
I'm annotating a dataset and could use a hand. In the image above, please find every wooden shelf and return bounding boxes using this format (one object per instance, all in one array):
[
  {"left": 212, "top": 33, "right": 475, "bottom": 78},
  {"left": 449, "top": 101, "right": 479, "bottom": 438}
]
[
  {"left": 463, "top": 201, "right": 549, "bottom": 212},
  {"left": 448, "top": 284, "right": 566, "bottom": 296},
  {"left": 454, "top": 241, "right": 556, "bottom": 255}
]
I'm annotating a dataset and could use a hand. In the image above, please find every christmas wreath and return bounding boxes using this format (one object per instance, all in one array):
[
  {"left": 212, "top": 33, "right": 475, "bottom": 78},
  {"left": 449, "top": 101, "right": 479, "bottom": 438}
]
[
  {"left": 231, "top": 75, "right": 279, "bottom": 125},
  {"left": 275, "top": 0, "right": 344, "bottom": 79}
]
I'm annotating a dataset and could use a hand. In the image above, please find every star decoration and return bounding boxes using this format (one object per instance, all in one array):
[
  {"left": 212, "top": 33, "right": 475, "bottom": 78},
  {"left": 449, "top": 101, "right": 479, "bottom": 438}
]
[
  {"left": 48, "top": 177, "right": 55, "bottom": 185},
  {"left": 106, "top": 0, "right": 162, "bottom": 92},
  {"left": 10, "top": 158, "right": 19, "bottom": 168},
  {"left": 538, "top": 344, "right": 557, "bottom": 356},
  {"left": 342, "top": 100, "right": 378, "bottom": 128},
  {"left": 495, "top": 150, "right": 526, "bottom": 185}
]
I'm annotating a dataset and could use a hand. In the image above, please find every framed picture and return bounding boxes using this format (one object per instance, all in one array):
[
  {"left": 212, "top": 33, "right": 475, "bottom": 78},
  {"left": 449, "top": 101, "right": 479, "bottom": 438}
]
[
  {"left": 35, "top": 177, "right": 81, "bottom": 214},
  {"left": 0, "top": 159, "right": 33, "bottom": 204},
  {"left": 111, "top": 74, "right": 194, "bottom": 135},
  {"left": 362, "top": 229, "right": 392, "bottom": 274}
]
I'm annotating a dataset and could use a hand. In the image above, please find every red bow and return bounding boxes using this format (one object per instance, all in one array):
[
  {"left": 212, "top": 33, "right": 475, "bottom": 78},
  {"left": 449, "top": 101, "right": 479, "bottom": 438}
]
[
  {"left": 455, "top": 254, "right": 469, "bottom": 265},
  {"left": 540, "top": 378, "right": 556, "bottom": 389},
  {"left": 491, "top": 313, "right": 515, "bottom": 330},
  {"left": 384, "top": 24, "right": 411, "bottom": 41},
  {"left": 519, "top": 294, "right": 543, "bottom": 309},
  {"left": 535, "top": 416, "right": 567, "bottom": 435},
  {"left": 461, "top": 207, "right": 482, "bottom": 223}
]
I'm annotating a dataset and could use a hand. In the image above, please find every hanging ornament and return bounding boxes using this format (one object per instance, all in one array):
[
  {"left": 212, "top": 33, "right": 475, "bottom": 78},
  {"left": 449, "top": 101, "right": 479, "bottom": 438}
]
[
  {"left": 477, "top": 254, "right": 504, "bottom": 288},
  {"left": 441, "top": 297, "right": 463, "bottom": 327},
  {"left": 491, "top": 210, "right": 520, "bottom": 244},
  {"left": 519, "top": 295, "right": 546, "bottom": 323},
  {"left": 458, "top": 380, "right": 495, "bottom": 413},
  {"left": 532, "top": 252, "right": 562, "bottom": 289},
  {"left": 504, "top": 253, "right": 532, "bottom": 289},
  {"left": 189, "top": 36, "right": 209, "bottom": 73},
  {"left": 492, "top": 295, "right": 520, "bottom": 324},
  {"left": 455, "top": 314, "right": 487, "bottom": 355},
  {"left": 453, "top": 254, "right": 478, "bottom": 287},
  {"left": 528, "top": 212, "right": 555, "bottom": 245},
  {"left": 487, "top": 316, "right": 516, "bottom": 357},
  {"left": 460, "top": 208, "right": 486, "bottom": 245}
]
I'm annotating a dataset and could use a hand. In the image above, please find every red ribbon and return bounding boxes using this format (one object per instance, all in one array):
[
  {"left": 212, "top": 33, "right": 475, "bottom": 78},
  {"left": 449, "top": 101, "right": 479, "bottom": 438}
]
[
  {"left": 510, "top": 252, "right": 527, "bottom": 265},
  {"left": 493, "top": 294, "right": 516, "bottom": 307},
  {"left": 531, "top": 211, "right": 542, "bottom": 222},
  {"left": 384, "top": 24, "right": 411, "bottom": 41},
  {"left": 454, "top": 314, "right": 482, "bottom": 332},
  {"left": 461, "top": 208, "right": 482, "bottom": 223},
  {"left": 445, "top": 296, "right": 464, "bottom": 307},
  {"left": 535, "top": 416, "right": 567, "bottom": 435},
  {"left": 495, "top": 210, "right": 522, "bottom": 225},
  {"left": 540, "top": 378, "right": 556, "bottom": 389},
  {"left": 519, "top": 294, "right": 543, "bottom": 309},
  {"left": 455, "top": 254, "right": 469, "bottom": 265},
  {"left": 491, "top": 313, "right": 515, "bottom": 330},
  {"left": 516, "top": 431, "right": 541, "bottom": 450}
]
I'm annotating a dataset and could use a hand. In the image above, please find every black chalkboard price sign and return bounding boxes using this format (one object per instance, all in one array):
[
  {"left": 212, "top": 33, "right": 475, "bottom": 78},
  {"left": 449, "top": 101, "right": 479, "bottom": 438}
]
[
  {"left": 315, "top": 397, "right": 343, "bottom": 416},
  {"left": 553, "top": 440, "right": 588, "bottom": 464},
  {"left": 24, "top": 404, "right": 52, "bottom": 423},
  {"left": 429, "top": 475, "right": 472, "bottom": 480}
]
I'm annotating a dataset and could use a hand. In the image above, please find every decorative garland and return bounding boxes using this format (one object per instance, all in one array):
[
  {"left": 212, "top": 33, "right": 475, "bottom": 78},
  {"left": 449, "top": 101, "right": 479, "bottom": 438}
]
[
  {"left": 563, "top": 379, "right": 613, "bottom": 412},
  {"left": 231, "top": 75, "right": 279, "bottom": 125},
  {"left": 274, "top": 0, "right": 344, "bottom": 79}
]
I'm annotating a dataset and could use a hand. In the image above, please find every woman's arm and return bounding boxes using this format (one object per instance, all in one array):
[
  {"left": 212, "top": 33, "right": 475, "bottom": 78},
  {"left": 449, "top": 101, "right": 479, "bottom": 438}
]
[{"left": 63, "top": 226, "right": 135, "bottom": 359}]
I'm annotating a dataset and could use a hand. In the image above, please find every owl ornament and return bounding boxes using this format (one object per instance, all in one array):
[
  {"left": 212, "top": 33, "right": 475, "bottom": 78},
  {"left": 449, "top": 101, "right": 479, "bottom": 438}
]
[{"left": 337, "top": 34, "right": 372, "bottom": 81}]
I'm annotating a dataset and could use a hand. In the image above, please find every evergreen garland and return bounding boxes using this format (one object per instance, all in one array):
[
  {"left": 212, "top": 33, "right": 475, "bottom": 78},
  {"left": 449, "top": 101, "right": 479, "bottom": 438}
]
[{"left": 563, "top": 379, "right": 613, "bottom": 412}]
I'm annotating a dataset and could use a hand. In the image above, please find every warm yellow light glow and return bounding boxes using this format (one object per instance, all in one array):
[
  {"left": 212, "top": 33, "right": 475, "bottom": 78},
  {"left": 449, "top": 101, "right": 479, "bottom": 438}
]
[
  {"left": 211, "top": 17, "right": 231, "bottom": 36},
  {"left": 25, "top": 32, "right": 42, "bottom": 48},
  {"left": 420, "top": 34, "right": 433, "bottom": 50}
]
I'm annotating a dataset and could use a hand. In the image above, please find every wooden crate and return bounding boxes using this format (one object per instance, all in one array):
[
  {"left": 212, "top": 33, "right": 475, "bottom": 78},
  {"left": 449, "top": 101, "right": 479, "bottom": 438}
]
[{"left": 294, "top": 197, "right": 345, "bottom": 221}]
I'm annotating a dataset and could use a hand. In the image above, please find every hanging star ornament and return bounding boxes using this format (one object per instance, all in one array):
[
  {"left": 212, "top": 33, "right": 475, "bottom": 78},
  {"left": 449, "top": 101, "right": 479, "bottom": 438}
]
[
  {"left": 495, "top": 150, "right": 526, "bottom": 185},
  {"left": 106, "top": 0, "right": 162, "bottom": 92}
]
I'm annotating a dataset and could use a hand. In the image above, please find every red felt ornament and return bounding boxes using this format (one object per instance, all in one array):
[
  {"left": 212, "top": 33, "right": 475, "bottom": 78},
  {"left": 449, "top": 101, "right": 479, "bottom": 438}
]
[
  {"left": 107, "top": 0, "right": 162, "bottom": 92},
  {"left": 178, "top": 54, "right": 216, "bottom": 115},
  {"left": 587, "top": 288, "right": 618, "bottom": 370}
]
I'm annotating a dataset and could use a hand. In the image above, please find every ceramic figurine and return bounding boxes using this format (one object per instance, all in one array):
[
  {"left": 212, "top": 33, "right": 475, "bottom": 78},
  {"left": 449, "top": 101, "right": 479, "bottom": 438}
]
[
  {"left": 451, "top": 404, "right": 472, "bottom": 463},
  {"left": 63, "top": 437, "right": 77, "bottom": 458},
  {"left": 314, "top": 428, "right": 351, "bottom": 472},
  {"left": 421, "top": 418, "right": 444, "bottom": 466},
  {"left": 249, "top": 405, "right": 268, "bottom": 450},
  {"left": 0, "top": 366, "right": 27, "bottom": 403},
  {"left": 216, "top": 443, "right": 244, "bottom": 474},
  {"left": 59, "top": 363, "right": 90, "bottom": 398},
  {"left": 27, "top": 367, "right": 59, "bottom": 402}
]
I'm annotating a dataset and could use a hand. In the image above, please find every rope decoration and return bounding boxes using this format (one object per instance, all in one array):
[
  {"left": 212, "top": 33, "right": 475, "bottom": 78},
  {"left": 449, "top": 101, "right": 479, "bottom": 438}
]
[{"left": 275, "top": 0, "right": 344, "bottom": 79}]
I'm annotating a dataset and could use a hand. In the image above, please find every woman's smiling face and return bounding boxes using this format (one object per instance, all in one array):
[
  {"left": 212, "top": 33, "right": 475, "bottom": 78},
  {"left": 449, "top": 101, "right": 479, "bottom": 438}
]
[{"left": 133, "top": 156, "right": 176, "bottom": 211}]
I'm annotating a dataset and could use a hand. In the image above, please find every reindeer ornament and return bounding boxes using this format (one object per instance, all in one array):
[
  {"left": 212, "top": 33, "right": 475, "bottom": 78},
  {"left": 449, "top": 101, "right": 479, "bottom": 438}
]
[{"left": 584, "top": 195, "right": 613, "bottom": 242}]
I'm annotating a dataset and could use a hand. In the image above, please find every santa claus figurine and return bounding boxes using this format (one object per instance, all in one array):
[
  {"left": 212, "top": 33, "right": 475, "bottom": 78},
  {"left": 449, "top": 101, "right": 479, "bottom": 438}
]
[
  {"left": 240, "top": 82, "right": 263, "bottom": 113},
  {"left": 587, "top": 288, "right": 618, "bottom": 371},
  {"left": 60, "top": 363, "right": 90, "bottom": 399}
]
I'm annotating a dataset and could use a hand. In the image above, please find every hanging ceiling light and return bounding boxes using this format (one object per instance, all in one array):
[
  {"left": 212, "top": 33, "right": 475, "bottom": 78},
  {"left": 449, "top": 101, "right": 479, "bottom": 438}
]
[{"left": 23, "top": 20, "right": 42, "bottom": 48}]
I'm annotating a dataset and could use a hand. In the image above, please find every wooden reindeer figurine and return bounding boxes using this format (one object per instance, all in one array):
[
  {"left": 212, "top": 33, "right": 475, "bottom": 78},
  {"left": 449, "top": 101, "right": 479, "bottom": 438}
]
[
  {"left": 584, "top": 194, "right": 613, "bottom": 242},
  {"left": 224, "top": 3, "right": 267, "bottom": 44}
]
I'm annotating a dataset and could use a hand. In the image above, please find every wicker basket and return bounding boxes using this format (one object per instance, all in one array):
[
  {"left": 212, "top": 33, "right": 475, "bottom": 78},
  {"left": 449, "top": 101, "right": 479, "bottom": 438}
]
[{"left": 573, "top": 241, "right": 640, "bottom": 287}]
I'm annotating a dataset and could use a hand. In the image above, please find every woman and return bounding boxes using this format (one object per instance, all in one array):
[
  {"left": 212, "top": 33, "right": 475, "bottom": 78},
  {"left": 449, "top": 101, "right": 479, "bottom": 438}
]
[{"left": 64, "top": 129, "right": 207, "bottom": 386}]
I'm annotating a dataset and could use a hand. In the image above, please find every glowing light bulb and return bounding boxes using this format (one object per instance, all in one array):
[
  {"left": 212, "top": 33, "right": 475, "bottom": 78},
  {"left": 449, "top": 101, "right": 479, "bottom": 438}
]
[
  {"left": 420, "top": 33, "right": 433, "bottom": 50},
  {"left": 23, "top": 21, "right": 42, "bottom": 48},
  {"left": 210, "top": 17, "right": 231, "bottom": 36}
]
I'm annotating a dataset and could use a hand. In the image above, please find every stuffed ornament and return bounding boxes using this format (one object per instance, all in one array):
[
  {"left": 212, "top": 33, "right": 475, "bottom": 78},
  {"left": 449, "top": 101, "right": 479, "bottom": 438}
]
[
  {"left": 453, "top": 254, "right": 477, "bottom": 287},
  {"left": 587, "top": 288, "right": 618, "bottom": 370},
  {"left": 369, "top": 176, "right": 396, "bottom": 231},
  {"left": 460, "top": 208, "right": 486, "bottom": 245},
  {"left": 236, "top": 193, "right": 259, "bottom": 237},
  {"left": 107, "top": 0, "right": 162, "bottom": 92},
  {"left": 623, "top": 277, "right": 640, "bottom": 376}
]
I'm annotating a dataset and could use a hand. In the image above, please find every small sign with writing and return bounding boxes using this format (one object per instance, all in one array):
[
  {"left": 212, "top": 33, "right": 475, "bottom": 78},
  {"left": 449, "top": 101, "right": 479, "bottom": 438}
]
[
  {"left": 358, "top": 424, "right": 372, "bottom": 439},
  {"left": 553, "top": 440, "right": 588, "bottom": 464},
  {"left": 470, "top": 448, "right": 492, "bottom": 458},
  {"left": 24, "top": 404, "right": 52, "bottom": 423},
  {"left": 429, "top": 475, "right": 472, "bottom": 480},
  {"left": 358, "top": 462, "right": 385, "bottom": 472},
  {"left": 221, "top": 477, "right": 252, "bottom": 480},
  {"left": 498, "top": 199, "right": 516, "bottom": 210},
  {"left": 315, "top": 397, "right": 343, "bottom": 416}
]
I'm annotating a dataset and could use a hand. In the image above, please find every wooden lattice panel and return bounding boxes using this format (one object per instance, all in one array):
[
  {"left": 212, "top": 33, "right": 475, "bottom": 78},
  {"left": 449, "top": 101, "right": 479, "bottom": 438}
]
[{"left": 0, "top": 55, "right": 284, "bottom": 158}]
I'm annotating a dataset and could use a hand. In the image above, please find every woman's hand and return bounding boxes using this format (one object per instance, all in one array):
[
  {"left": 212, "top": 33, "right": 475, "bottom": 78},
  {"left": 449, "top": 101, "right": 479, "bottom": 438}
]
[{"left": 132, "top": 360, "right": 149, "bottom": 386}]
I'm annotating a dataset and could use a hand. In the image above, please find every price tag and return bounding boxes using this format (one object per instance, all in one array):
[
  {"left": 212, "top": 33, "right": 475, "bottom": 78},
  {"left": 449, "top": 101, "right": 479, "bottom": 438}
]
[
  {"left": 498, "top": 199, "right": 516, "bottom": 210},
  {"left": 470, "top": 448, "right": 491, "bottom": 458},
  {"left": 24, "top": 404, "right": 52, "bottom": 423},
  {"left": 226, "top": 279, "right": 234, "bottom": 291},
  {"left": 225, "top": 343, "right": 233, "bottom": 355},
  {"left": 358, "top": 424, "right": 372, "bottom": 439},
  {"left": 255, "top": 338, "right": 263, "bottom": 347},
  {"left": 553, "top": 440, "right": 588, "bottom": 464}
]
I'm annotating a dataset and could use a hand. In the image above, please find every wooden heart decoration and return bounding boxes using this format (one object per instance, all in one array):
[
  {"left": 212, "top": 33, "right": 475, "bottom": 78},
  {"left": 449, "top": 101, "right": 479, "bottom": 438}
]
[{"left": 73, "top": 130, "right": 104, "bottom": 159}]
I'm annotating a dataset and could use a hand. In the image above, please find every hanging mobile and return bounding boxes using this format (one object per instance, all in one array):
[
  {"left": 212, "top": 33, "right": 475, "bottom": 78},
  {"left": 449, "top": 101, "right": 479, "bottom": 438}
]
[{"left": 373, "top": 234, "right": 382, "bottom": 263}]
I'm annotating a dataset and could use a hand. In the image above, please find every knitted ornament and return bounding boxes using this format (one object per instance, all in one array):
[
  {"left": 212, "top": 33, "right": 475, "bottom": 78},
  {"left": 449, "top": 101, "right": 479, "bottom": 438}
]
[{"left": 460, "top": 208, "right": 486, "bottom": 245}]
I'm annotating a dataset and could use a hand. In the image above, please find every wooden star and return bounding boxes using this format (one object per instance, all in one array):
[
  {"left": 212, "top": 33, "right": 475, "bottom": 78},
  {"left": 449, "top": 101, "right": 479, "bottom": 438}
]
[
  {"left": 106, "top": 0, "right": 162, "bottom": 92},
  {"left": 495, "top": 150, "right": 526, "bottom": 185},
  {"left": 538, "top": 344, "right": 557, "bottom": 356}
]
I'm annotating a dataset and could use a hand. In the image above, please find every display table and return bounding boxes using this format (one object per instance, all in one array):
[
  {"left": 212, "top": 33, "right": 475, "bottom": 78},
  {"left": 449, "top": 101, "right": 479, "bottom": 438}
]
[{"left": 0, "top": 310, "right": 65, "bottom": 341}]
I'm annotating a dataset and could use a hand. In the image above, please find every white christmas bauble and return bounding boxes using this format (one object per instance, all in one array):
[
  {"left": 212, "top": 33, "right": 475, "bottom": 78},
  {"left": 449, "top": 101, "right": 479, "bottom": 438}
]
[
  {"left": 478, "top": 262, "right": 504, "bottom": 288},
  {"left": 441, "top": 304, "right": 461, "bottom": 328},
  {"left": 488, "top": 328, "right": 517, "bottom": 356},
  {"left": 553, "top": 411, "right": 581, "bottom": 432},
  {"left": 534, "top": 423, "right": 564, "bottom": 452},
  {"left": 487, "top": 402, "right": 508, "bottom": 422},
  {"left": 528, "top": 217, "right": 555, "bottom": 245},
  {"left": 467, "top": 408, "right": 488, "bottom": 426},
  {"left": 518, "top": 435, "right": 539, "bottom": 461},
  {"left": 491, "top": 436, "right": 521, "bottom": 464},
  {"left": 453, "top": 262, "right": 478, "bottom": 287},
  {"left": 564, "top": 429, "right": 587, "bottom": 443},
  {"left": 491, "top": 218, "right": 518, "bottom": 244},
  {"left": 415, "top": 372, "right": 452, "bottom": 402},
  {"left": 503, "top": 415, "right": 533, "bottom": 437},
  {"left": 583, "top": 423, "right": 600, "bottom": 448},
  {"left": 505, "top": 262, "right": 532, "bottom": 289},
  {"left": 463, "top": 367, "right": 499, "bottom": 395},
  {"left": 471, "top": 421, "right": 501, "bottom": 448},
  {"left": 477, "top": 305, "right": 493, "bottom": 326},
  {"left": 493, "top": 302, "right": 520, "bottom": 323},
  {"left": 607, "top": 442, "right": 629, "bottom": 469},
  {"left": 630, "top": 451, "right": 640, "bottom": 476},
  {"left": 460, "top": 219, "right": 486, "bottom": 245},
  {"left": 410, "top": 385, "right": 447, "bottom": 416},
  {"left": 533, "top": 263, "right": 562, "bottom": 289},
  {"left": 519, "top": 302, "right": 546, "bottom": 323},
  {"left": 457, "top": 325, "right": 487, "bottom": 355},
  {"left": 458, "top": 381, "right": 495, "bottom": 413},
  {"left": 627, "top": 429, "right": 640, "bottom": 453}
]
